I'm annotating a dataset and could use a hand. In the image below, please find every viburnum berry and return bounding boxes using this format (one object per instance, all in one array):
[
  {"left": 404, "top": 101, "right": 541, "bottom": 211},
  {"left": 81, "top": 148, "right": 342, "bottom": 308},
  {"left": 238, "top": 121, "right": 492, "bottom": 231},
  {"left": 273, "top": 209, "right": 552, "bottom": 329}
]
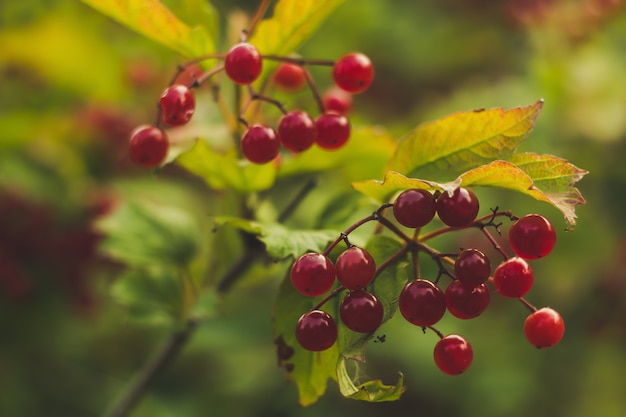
[
  {"left": 272, "top": 62, "right": 307, "bottom": 91},
  {"left": 332, "top": 52, "right": 374, "bottom": 94},
  {"left": 509, "top": 214, "right": 557, "bottom": 260},
  {"left": 339, "top": 290, "right": 384, "bottom": 333},
  {"left": 399, "top": 279, "right": 446, "bottom": 327},
  {"left": 295, "top": 310, "right": 337, "bottom": 351},
  {"left": 445, "top": 281, "right": 490, "bottom": 319},
  {"left": 278, "top": 111, "right": 317, "bottom": 153},
  {"left": 524, "top": 307, "right": 565, "bottom": 348},
  {"left": 436, "top": 187, "right": 480, "bottom": 227},
  {"left": 433, "top": 334, "right": 473, "bottom": 375},
  {"left": 454, "top": 248, "right": 491, "bottom": 289},
  {"left": 159, "top": 84, "right": 195, "bottom": 126},
  {"left": 290, "top": 253, "right": 335, "bottom": 296},
  {"left": 128, "top": 125, "right": 169, "bottom": 168},
  {"left": 240, "top": 124, "right": 280, "bottom": 164},
  {"left": 493, "top": 257, "right": 534, "bottom": 298},
  {"left": 315, "top": 112, "right": 351, "bottom": 150},
  {"left": 322, "top": 87, "right": 353, "bottom": 115},
  {"left": 392, "top": 189, "right": 436, "bottom": 228},
  {"left": 335, "top": 246, "right": 376, "bottom": 290},
  {"left": 224, "top": 42, "right": 263, "bottom": 85}
]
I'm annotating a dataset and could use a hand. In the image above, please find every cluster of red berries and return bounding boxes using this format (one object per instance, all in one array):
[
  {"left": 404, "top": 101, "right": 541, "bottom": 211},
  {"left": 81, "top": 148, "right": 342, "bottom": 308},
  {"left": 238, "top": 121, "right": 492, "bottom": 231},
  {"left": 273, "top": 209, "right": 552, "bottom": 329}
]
[
  {"left": 291, "top": 186, "right": 565, "bottom": 376},
  {"left": 127, "top": 39, "right": 374, "bottom": 168}
]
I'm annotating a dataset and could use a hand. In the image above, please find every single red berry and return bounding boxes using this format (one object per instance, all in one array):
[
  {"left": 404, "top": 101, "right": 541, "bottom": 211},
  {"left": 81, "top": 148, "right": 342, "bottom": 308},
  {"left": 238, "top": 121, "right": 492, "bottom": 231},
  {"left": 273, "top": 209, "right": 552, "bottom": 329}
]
[
  {"left": 315, "top": 112, "right": 351, "bottom": 150},
  {"left": 128, "top": 125, "right": 169, "bottom": 168},
  {"left": 273, "top": 62, "right": 307, "bottom": 91},
  {"left": 290, "top": 253, "right": 336, "bottom": 296},
  {"left": 434, "top": 334, "right": 473, "bottom": 375},
  {"left": 335, "top": 246, "right": 376, "bottom": 290},
  {"left": 339, "top": 290, "right": 384, "bottom": 333},
  {"left": 278, "top": 111, "right": 317, "bottom": 153},
  {"left": 399, "top": 279, "right": 446, "bottom": 327},
  {"left": 295, "top": 310, "right": 337, "bottom": 351},
  {"left": 159, "top": 84, "right": 195, "bottom": 126},
  {"left": 509, "top": 214, "right": 557, "bottom": 259},
  {"left": 493, "top": 257, "right": 534, "bottom": 298},
  {"left": 392, "top": 189, "right": 437, "bottom": 228},
  {"left": 240, "top": 124, "right": 280, "bottom": 164},
  {"left": 332, "top": 52, "right": 374, "bottom": 94},
  {"left": 224, "top": 42, "right": 263, "bottom": 85},
  {"left": 436, "top": 187, "right": 480, "bottom": 227},
  {"left": 524, "top": 307, "right": 565, "bottom": 348},
  {"left": 454, "top": 248, "right": 491, "bottom": 289},
  {"left": 445, "top": 281, "right": 490, "bottom": 319},
  {"left": 322, "top": 87, "right": 353, "bottom": 115}
]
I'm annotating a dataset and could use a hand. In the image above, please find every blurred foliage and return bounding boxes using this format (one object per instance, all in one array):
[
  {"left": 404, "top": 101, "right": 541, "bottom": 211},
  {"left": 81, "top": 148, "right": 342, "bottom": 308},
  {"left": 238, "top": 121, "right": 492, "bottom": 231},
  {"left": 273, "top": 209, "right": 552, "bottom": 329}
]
[{"left": 1, "top": 0, "right": 626, "bottom": 416}]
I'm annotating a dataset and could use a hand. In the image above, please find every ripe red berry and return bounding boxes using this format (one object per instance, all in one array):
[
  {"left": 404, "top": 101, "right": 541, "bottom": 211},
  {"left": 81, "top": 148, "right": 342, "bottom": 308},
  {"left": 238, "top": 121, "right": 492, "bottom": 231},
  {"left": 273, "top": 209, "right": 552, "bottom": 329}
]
[
  {"left": 454, "top": 248, "right": 491, "bottom": 289},
  {"left": 436, "top": 187, "right": 480, "bottom": 227},
  {"left": 224, "top": 42, "right": 263, "bottom": 85},
  {"left": 335, "top": 246, "right": 376, "bottom": 290},
  {"left": 524, "top": 307, "right": 565, "bottom": 348},
  {"left": 392, "top": 189, "right": 437, "bottom": 228},
  {"left": 159, "top": 84, "right": 195, "bottom": 126},
  {"left": 240, "top": 124, "right": 280, "bottom": 164},
  {"left": 278, "top": 111, "right": 317, "bottom": 153},
  {"left": 399, "top": 279, "right": 446, "bottom": 327},
  {"left": 445, "top": 281, "right": 490, "bottom": 319},
  {"left": 290, "top": 253, "right": 336, "bottom": 296},
  {"left": 332, "top": 52, "right": 374, "bottom": 94},
  {"left": 509, "top": 214, "right": 557, "bottom": 259},
  {"left": 315, "top": 112, "right": 351, "bottom": 150},
  {"left": 128, "top": 125, "right": 169, "bottom": 168},
  {"left": 339, "top": 290, "right": 384, "bottom": 333},
  {"left": 295, "top": 310, "right": 337, "bottom": 351},
  {"left": 322, "top": 87, "right": 353, "bottom": 115},
  {"left": 433, "top": 334, "right": 473, "bottom": 375},
  {"left": 273, "top": 62, "right": 306, "bottom": 91},
  {"left": 493, "top": 257, "right": 534, "bottom": 298}
]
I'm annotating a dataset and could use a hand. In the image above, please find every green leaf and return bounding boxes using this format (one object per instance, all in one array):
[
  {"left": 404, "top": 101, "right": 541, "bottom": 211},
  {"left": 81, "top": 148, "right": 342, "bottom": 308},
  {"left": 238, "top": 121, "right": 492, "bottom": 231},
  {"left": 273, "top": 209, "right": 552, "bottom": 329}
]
[
  {"left": 251, "top": 0, "right": 346, "bottom": 56},
  {"left": 214, "top": 217, "right": 337, "bottom": 260},
  {"left": 337, "top": 359, "right": 405, "bottom": 402},
  {"left": 176, "top": 139, "right": 278, "bottom": 192},
  {"left": 81, "top": 0, "right": 215, "bottom": 57},
  {"left": 386, "top": 100, "right": 544, "bottom": 181}
]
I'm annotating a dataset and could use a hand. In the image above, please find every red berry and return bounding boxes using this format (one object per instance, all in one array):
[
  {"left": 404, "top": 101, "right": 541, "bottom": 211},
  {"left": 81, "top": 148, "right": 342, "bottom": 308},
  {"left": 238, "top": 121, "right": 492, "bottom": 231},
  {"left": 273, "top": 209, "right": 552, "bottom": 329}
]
[
  {"left": 273, "top": 62, "right": 306, "bottom": 91},
  {"left": 295, "top": 310, "right": 337, "bottom": 351},
  {"left": 433, "top": 334, "right": 473, "bottom": 375},
  {"left": 128, "top": 125, "right": 169, "bottom": 167},
  {"left": 290, "top": 253, "right": 336, "bottom": 296},
  {"left": 509, "top": 214, "right": 557, "bottom": 259},
  {"left": 399, "top": 279, "right": 446, "bottom": 327},
  {"left": 278, "top": 111, "right": 317, "bottom": 153},
  {"left": 224, "top": 43, "right": 263, "bottom": 85},
  {"left": 332, "top": 52, "right": 374, "bottom": 94},
  {"left": 160, "top": 84, "right": 195, "bottom": 126},
  {"left": 315, "top": 112, "right": 350, "bottom": 150},
  {"left": 392, "top": 189, "right": 436, "bottom": 228},
  {"left": 454, "top": 248, "right": 491, "bottom": 289},
  {"left": 240, "top": 124, "right": 280, "bottom": 164},
  {"left": 322, "top": 87, "right": 352, "bottom": 115},
  {"left": 436, "top": 187, "right": 480, "bottom": 227},
  {"left": 493, "top": 257, "right": 534, "bottom": 298},
  {"left": 445, "top": 281, "right": 490, "bottom": 319},
  {"left": 524, "top": 307, "right": 565, "bottom": 348},
  {"left": 335, "top": 246, "right": 376, "bottom": 290},
  {"left": 339, "top": 290, "right": 384, "bottom": 333}
]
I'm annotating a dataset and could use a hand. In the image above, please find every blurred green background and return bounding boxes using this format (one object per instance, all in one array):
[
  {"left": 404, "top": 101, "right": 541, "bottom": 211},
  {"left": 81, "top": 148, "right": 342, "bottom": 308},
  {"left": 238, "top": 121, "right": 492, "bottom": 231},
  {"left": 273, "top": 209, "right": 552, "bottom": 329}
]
[{"left": 1, "top": 0, "right": 626, "bottom": 416}]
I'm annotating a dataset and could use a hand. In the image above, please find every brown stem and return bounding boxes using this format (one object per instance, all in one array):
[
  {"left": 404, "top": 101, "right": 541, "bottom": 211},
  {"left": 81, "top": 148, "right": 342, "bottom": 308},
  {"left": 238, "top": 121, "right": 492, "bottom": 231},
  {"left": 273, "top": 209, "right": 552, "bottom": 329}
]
[{"left": 519, "top": 297, "right": 538, "bottom": 313}]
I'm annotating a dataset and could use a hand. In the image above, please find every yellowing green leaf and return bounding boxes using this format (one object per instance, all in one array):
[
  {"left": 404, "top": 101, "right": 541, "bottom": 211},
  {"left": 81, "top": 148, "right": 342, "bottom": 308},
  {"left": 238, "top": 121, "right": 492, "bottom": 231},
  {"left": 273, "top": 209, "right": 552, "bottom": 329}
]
[
  {"left": 81, "top": 0, "right": 215, "bottom": 57},
  {"left": 386, "top": 101, "right": 544, "bottom": 181}
]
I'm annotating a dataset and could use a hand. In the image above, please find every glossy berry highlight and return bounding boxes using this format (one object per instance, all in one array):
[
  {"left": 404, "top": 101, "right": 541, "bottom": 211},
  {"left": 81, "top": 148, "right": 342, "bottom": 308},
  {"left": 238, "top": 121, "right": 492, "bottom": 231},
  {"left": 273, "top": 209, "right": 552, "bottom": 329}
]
[
  {"left": 509, "top": 214, "right": 557, "bottom": 259},
  {"left": 240, "top": 125, "right": 280, "bottom": 164},
  {"left": 128, "top": 125, "right": 169, "bottom": 168},
  {"left": 399, "top": 279, "right": 446, "bottom": 327},
  {"left": 335, "top": 246, "right": 376, "bottom": 290},
  {"left": 454, "top": 248, "right": 491, "bottom": 289},
  {"left": 436, "top": 187, "right": 480, "bottom": 227},
  {"left": 524, "top": 307, "right": 565, "bottom": 348},
  {"left": 278, "top": 111, "right": 317, "bottom": 153},
  {"left": 493, "top": 257, "right": 534, "bottom": 298},
  {"left": 339, "top": 290, "right": 384, "bottom": 333},
  {"left": 160, "top": 84, "right": 195, "bottom": 126},
  {"left": 295, "top": 310, "right": 337, "bottom": 351},
  {"left": 332, "top": 52, "right": 374, "bottom": 94},
  {"left": 290, "top": 253, "right": 336, "bottom": 296},
  {"left": 224, "top": 42, "right": 263, "bottom": 85},
  {"left": 445, "top": 281, "right": 490, "bottom": 319},
  {"left": 433, "top": 334, "right": 473, "bottom": 375},
  {"left": 315, "top": 112, "right": 351, "bottom": 150},
  {"left": 392, "top": 189, "right": 437, "bottom": 228}
]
